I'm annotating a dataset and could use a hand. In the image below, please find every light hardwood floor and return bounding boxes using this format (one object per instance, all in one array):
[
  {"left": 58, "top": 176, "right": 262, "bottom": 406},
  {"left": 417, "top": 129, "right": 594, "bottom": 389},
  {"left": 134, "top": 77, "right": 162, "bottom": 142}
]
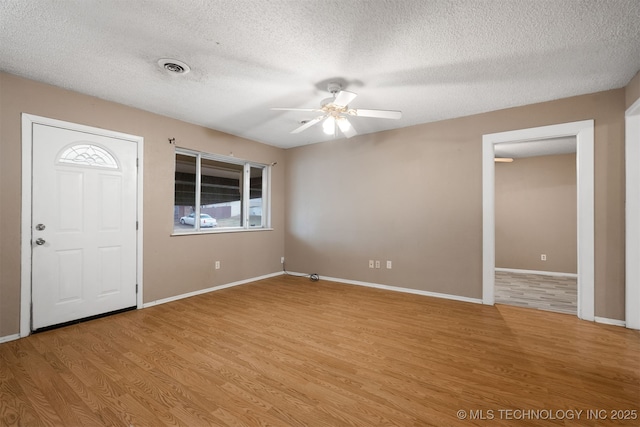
[{"left": 1, "top": 275, "right": 639, "bottom": 426}]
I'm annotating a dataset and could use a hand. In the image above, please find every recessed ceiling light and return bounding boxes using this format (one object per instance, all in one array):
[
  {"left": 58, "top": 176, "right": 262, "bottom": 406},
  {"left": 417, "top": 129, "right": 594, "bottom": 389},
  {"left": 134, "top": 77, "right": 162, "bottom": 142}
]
[{"left": 157, "top": 58, "right": 190, "bottom": 74}]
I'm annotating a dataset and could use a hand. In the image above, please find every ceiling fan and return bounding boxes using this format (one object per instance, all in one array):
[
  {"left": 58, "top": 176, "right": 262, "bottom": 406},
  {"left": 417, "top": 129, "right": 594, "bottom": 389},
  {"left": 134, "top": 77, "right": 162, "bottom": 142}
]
[{"left": 271, "top": 83, "right": 402, "bottom": 138}]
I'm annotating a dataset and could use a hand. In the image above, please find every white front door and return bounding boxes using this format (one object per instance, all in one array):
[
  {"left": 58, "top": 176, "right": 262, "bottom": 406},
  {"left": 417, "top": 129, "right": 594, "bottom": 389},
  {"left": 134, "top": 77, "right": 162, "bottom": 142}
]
[{"left": 31, "top": 123, "right": 138, "bottom": 330}]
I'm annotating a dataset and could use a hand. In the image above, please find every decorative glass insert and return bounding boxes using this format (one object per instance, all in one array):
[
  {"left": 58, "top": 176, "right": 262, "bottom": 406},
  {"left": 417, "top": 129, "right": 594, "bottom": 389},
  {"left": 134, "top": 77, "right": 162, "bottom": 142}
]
[{"left": 58, "top": 144, "right": 119, "bottom": 169}]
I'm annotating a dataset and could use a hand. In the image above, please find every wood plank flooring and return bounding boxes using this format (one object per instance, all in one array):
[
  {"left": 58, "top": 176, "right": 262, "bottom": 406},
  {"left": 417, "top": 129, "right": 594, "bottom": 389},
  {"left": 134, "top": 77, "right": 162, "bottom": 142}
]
[{"left": 1, "top": 275, "right": 639, "bottom": 426}]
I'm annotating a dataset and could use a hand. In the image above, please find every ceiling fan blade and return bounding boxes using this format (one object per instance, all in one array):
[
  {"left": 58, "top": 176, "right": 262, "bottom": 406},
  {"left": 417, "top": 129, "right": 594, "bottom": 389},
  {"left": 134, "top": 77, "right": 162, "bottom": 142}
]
[
  {"left": 333, "top": 90, "right": 357, "bottom": 107},
  {"left": 348, "top": 108, "right": 402, "bottom": 119},
  {"left": 290, "top": 116, "right": 324, "bottom": 134},
  {"left": 337, "top": 117, "right": 357, "bottom": 138},
  {"left": 271, "top": 107, "right": 320, "bottom": 112}
]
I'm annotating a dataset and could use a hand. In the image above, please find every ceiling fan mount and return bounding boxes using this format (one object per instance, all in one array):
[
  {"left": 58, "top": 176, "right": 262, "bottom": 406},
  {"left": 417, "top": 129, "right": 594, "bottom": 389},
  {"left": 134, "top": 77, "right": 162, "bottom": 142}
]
[
  {"left": 271, "top": 82, "right": 402, "bottom": 138},
  {"left": 326, "top": 82, "right": 342, "bottom": 95}
]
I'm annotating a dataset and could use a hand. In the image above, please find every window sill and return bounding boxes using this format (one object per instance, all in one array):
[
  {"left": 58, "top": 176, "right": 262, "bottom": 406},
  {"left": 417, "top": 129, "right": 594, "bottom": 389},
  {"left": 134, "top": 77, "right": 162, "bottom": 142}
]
[{"left": 171, "top": 227, "right": 274, "bottom": 236}]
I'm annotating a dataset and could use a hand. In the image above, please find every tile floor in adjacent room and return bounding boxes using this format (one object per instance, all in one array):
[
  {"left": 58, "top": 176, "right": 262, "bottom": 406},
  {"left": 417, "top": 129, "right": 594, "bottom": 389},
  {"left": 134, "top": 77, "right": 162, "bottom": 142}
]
[{"left": 495, "top": 270, "right": 577, "bottom": 315}]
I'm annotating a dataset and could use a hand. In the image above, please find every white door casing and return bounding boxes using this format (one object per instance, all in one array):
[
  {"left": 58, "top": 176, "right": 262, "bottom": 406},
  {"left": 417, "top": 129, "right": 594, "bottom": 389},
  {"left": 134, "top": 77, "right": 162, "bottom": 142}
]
[
  {"left": 482, "top": 120, "right": 595, "bottom": 321},
  {"left": 625, "top": 97, "right": 640, "bottom": 330},
  {"left": 21, "top": 115, "right": 144, "bottom": 335}
]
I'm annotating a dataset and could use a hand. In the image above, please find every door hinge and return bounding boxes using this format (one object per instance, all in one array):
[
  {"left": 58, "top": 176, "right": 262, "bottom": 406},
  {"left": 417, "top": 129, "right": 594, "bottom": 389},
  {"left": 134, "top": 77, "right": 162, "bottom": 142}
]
[
  {"left": 136, "top": 284, "right": 138, "bottom": 293},
  {"left": 136, "top": 221, "right": 139, "bottom": 230},
  {"left": 136, "top": 158, "right": 139, "bottom": 168}
]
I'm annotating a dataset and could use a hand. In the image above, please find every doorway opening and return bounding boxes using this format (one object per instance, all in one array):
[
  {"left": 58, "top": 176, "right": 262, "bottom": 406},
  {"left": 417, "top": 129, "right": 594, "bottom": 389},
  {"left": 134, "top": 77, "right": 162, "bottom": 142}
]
[
  {"left": 482, "top": 120, "right": 594, "bottom": 321},
  {"left": 493, "top": 140, "right": 577, "bottom": 315},
  {"left": 626, "top": 97, "right": 640, "bottom": 330}
]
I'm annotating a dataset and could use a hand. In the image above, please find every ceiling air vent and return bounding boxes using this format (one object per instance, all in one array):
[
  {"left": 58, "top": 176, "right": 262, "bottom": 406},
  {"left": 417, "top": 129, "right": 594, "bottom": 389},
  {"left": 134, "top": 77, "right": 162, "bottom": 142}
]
[{"left": 157, "top": 58, "right": 190, "bottom": 74}]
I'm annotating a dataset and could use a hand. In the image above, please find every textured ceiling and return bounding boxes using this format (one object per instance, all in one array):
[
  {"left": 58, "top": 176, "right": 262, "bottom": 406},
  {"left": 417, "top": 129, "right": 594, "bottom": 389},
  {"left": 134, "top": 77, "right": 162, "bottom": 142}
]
[{"left": 1, "top": 0, "right": 639, "bottom": 149}]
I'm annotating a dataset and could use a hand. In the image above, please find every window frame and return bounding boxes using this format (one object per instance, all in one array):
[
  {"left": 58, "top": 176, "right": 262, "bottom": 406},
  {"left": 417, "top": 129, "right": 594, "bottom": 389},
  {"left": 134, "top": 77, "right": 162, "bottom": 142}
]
[{"left": 173, "top": 148, "right": 271, "bottom": 235}]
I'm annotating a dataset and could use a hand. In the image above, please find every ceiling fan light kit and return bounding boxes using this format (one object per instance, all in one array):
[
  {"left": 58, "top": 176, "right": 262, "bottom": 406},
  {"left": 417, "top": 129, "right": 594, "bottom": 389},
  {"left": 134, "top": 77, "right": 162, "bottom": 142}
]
[
  {"left": 322, "top": 116, "right": 335, "bottom": 135},
  {"left": 271, "top": 82, "right": 402, "bottom": 139}
]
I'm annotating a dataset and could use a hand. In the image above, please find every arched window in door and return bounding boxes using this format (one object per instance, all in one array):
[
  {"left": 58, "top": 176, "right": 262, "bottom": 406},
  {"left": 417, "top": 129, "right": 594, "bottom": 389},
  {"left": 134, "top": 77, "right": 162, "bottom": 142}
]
[{"left": 58, "top": 144, "right": 119, "bottom": 169}]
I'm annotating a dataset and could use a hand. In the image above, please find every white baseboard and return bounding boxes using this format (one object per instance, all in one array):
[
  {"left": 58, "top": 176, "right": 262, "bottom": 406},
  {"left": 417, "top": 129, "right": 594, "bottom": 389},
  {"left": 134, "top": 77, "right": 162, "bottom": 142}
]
[
  {"left": 2, "top": 272, "right": 285, "bottom": 342},
  {"left": 309, "top": 274, "right": 627, "bottom": 328},
  {"left": 594, "top": 316, "right": 626, "bottom": 327},
  {"left": 0, "top": 333, "right": 21, "bottom": 344},
  {"left": 495, "top": 268, "right": 578, "bottom": 278},
  {"left": 4, "top": 272, "right": 627, "bottom": 340},
  {"left": 293, "top": 273, "right": 483, "bottom": 305},
  {"left": 142, "top": 271, "right": 283, "bottom": 309}
]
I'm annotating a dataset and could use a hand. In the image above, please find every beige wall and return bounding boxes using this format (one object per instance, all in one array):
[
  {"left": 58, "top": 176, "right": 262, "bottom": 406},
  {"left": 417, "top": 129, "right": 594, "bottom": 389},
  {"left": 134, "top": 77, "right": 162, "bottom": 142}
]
[
  {"left": 495, "top": 154, "right": 577, "bottom": 274},
  {"left": 626, "top": 70, "right": 640, "bottom": 109},
  {"left": 285, "top": 89, "right": 626, "bottom": 320},
  {"left": 1, "top": 70, "right": 634, "bottom": 336},
  {"left": 0, "top": 72, "right": 286, "bottom": 337}
]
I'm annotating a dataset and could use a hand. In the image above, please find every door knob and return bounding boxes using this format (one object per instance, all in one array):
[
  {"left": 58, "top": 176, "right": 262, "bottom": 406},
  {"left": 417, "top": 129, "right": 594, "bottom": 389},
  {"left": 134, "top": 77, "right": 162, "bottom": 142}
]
[
  {"left": 35, "top": 224, "right": 46, "bottom": 231},
  {"left": 35, "top": 238, "right": 46, "bottom": 245}
]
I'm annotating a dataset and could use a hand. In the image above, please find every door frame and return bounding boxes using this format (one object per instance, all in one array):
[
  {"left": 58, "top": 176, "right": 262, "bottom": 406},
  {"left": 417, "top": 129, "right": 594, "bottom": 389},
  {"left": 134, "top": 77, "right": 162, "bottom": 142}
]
[
  {"left": 626, "top": 97, "right": 640, "bottom": 330},
  {"left": 482, "top": 120, "right": 595, "bottom": 321},
  {"left": 20, "top": 114, "right": 144, "bottom": 337}
]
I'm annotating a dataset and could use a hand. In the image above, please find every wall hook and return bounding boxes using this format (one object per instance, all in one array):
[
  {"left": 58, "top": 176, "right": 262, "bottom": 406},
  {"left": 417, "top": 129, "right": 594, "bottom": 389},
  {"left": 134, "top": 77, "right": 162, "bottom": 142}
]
[{"left": 168, "top": 138, "right": 175, "bottom": 144}]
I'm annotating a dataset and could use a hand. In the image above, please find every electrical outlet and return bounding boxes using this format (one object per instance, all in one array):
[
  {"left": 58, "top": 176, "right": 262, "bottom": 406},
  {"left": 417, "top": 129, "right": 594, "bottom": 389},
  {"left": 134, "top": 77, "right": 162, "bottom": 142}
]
[
  {"left": 386, "top": 260, "right": 392, "bottom": 269},
  {"left": 215, "top": 261, "right": 221, "bottom": 269},
  {"left": 369, "top": 260, "right": 374, "bottom": 268},
  {"left": 375, "top": 260, "right": 381, "bottom": 269},
  {"left": 281, "top": 257, "right": 285, "bottom": 264},
  {"left": 541, "top": 254, "right": 547, "bottom": 261}
]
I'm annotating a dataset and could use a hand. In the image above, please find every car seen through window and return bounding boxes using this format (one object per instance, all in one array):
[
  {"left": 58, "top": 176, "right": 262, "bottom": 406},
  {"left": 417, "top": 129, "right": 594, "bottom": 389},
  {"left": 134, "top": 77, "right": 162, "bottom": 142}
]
[{"left": 179, "top": 213, "right": 217, "bottom": 228}]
